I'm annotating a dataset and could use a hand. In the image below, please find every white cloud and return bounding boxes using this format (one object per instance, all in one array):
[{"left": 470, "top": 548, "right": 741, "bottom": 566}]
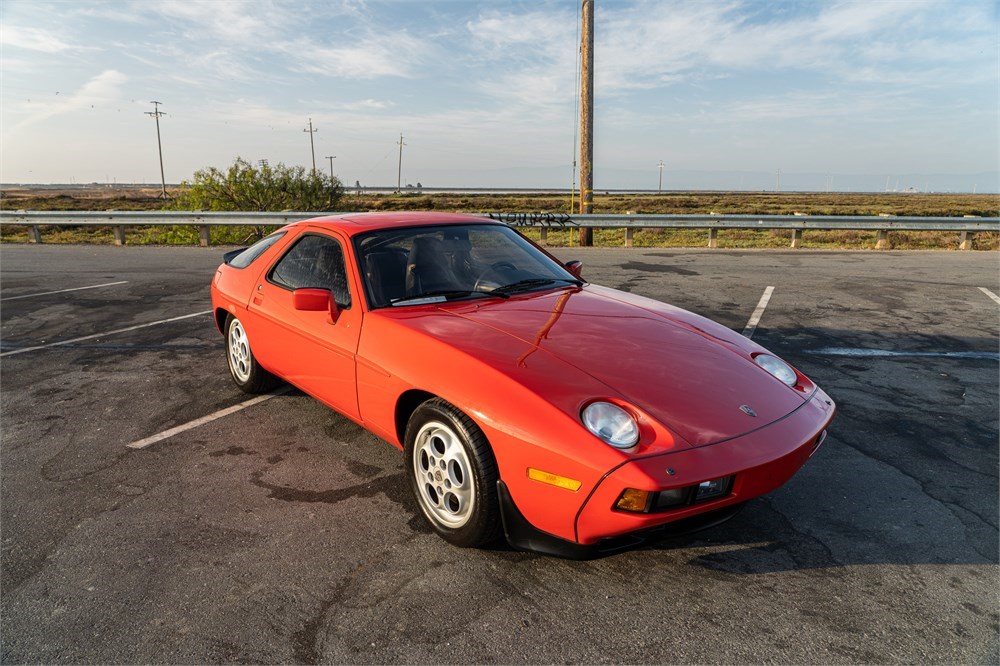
[
  {"left": 465, "top": 8, "right": 578, "bottom": 110},
  {"left": 0, "top": 25, "right": 82, "bottom": 53},
  {"left": 11, "top": 70, "right": 128, "bottom": 130},
  {"left": 1, "top": 0, "right": 995, "bottom": 186},
  {"left": 148, "top": 0, "right": 286, "bottom": 43},
  {"left": 281, "top": 31, "right": 434, "bottom": 79},
  {"left": 467, "top": 0, "right": 996, "bottom": 99},
  {"left": 466, "top": 8, "right": 576, "bottom": 56}
]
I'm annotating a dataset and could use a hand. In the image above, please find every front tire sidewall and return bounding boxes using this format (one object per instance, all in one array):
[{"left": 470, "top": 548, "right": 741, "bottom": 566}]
[{"left": 404, "top": 399, "right": 500, "bottom": 548}]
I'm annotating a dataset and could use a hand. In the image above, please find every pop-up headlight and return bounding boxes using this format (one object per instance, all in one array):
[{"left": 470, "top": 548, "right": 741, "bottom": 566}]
[
  {"left": 582, "top": 401, "right": 639, "bottom": 449},
  {"left": 753, "top": 354, "right": 797, "bottom": 387}
]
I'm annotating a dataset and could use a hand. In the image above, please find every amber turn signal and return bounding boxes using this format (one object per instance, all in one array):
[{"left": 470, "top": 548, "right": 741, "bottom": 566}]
[
  {"left": 615, "top": 488, "right": 651, "bottom": 512},
  {"left": 526, "top": 468, "right": 582, "bottom": 492}
]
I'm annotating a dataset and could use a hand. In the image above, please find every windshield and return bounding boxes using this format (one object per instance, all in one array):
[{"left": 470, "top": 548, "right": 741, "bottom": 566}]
[{"left": 354, "top": 224, "right": 580, "bottom": 309}]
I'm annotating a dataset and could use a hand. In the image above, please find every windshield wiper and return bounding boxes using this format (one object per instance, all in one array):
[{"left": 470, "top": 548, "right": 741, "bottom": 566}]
[
  {"left": 390, "top": 288, "right": 508, "bottom": 306},
  {"left": 493, "top": 277, "right": 583, "bottom": 296}
]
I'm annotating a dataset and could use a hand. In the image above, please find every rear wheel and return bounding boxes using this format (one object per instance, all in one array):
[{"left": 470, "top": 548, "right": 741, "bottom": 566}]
[
  {"left": 404, "top": 398, "right": 501, "bottom": 547},
  {"left": 225, "top": 314, "right": 278, "bottom": 394}
]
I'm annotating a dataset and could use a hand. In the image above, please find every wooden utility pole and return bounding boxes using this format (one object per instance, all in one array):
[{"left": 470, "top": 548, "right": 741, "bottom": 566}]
[
  {"left": 304, "top": 118, "right": 318, "bottom": 174},
  {"left": 145, "top": 101, "right": 167, "bottom": 198},
  {"left": 396, "top": 133, "right": 406, "bottom": 193},
  {"left": 578, "top": 0, "right": 594, "bottom": 245}
]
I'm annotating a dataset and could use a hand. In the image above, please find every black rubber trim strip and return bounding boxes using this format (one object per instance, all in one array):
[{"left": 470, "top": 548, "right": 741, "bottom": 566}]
[{"left": 498, "top": 480, "right": 598, "bottom": 560}]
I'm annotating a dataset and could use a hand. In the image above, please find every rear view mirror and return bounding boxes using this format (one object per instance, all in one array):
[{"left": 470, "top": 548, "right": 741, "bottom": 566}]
[
  {"left": 293, "top": 288, "right": 340, "bottom": 323},
  {"left": 565, "top": 260, "right": 583, "bottom": 279}
]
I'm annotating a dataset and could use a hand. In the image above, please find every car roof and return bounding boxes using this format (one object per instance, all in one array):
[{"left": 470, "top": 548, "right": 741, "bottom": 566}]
[{"left": 289, "top": 212, "right": 502, "bottom": 238}]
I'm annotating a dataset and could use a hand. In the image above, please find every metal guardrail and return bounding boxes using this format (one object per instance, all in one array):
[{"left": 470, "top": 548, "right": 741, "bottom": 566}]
[{"left": 2, "top": 210, "right": 997, "bottom": 249}]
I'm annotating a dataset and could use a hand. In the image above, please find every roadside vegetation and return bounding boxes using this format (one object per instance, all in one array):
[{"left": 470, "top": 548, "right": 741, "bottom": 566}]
[
  {"left": 174, "top": 158, "right": 344, "bottom": 213},
  {"left": 1, "top": 185, "right": 996, "bottom": 250}
]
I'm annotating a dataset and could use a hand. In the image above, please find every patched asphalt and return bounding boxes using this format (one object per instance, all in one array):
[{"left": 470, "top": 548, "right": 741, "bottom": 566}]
[{"left": 1, "top": 244, "right": 997, "bottom": 664}]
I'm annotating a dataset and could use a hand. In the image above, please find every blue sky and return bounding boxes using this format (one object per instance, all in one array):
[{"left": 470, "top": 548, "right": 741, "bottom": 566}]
[{"left": 2, "top": 0, "right": 997, "bottom": 192}]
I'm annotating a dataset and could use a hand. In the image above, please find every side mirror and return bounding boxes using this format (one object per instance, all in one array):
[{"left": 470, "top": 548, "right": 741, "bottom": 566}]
[
  {"left": 293, "top": 288, "right": 340, "bottom": 323},
  {"left": 565, "top": 260, "right": 583, "bottom": 279}
]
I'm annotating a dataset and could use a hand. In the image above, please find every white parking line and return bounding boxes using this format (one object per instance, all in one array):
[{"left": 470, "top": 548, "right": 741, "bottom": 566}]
[
  {"left": 813, "top": 347, "right": 998, "bottom": 360},
  {"left": 979, "top": 287, "right": 1000, "bottom": 306},
  {"left": 0, "top": 280, "right": 129, "bottom": 302},
  {"left": 0, "top": 310, "right": 213, "bottom": 358},
  {"left": 742, "top": 286, "right": 775, "bottom": 339},
  {"left": 126, "top": 387, "right": 293, "bottom": 449}
]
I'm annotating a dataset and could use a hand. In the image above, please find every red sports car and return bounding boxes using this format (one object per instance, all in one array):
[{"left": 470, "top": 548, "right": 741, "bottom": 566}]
[{"left": 211, "top": 212, "right": 834, "bottom": 557}]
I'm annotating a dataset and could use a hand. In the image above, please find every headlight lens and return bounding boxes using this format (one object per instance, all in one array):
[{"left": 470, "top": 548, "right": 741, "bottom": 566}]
[
  {"left": 582, "top": 402, "right": 639, "bottom": 448},
  {"left": 754, "top": 354, "right": 797, "bottom": 387}
]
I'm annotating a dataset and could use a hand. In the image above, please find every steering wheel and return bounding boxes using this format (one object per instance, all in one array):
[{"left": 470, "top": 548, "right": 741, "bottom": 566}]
[{"left": 473, "top": 261, "right": 517, "bottom": 291}]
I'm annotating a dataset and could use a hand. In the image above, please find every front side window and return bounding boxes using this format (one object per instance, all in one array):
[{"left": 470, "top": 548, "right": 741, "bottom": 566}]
[{"left": 269, "top": 234, "right": 351, "bottom": 308}]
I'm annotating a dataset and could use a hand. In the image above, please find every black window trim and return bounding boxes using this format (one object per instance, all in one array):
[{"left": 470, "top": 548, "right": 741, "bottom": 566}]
[
  {"left": 351, "top": 220, "right": 537, "bottom": 311},
  {"left": 226, "top": 230, "right": 288, "bottom": 269},
  {"left": 266, "top": 230, "right": 353, "bottom": 310}
]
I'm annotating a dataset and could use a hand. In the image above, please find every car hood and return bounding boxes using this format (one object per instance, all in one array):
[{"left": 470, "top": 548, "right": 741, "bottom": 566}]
[{"left": 438, "top": 285, "right": 805, "bottom": 447}]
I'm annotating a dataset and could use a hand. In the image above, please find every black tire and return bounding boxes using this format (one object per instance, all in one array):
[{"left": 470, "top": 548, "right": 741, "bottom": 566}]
[
  {"left": 224, "top": 314, "right": 279, "bottom": 394},
  {"left": 404, "top": 398, "right": 502, "bottom": 547}
]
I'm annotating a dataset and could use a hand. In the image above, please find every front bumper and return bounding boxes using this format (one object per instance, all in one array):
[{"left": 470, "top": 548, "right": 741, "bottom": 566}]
[
  {"left": 500, "top": 387, "right": 835, "bottom": 556},
  {"left": 498, "top": 480, "right": 748, "bottom": 559}
]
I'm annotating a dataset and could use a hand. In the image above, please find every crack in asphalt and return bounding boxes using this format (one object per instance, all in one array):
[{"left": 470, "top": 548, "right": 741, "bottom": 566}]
[
  {"left": 832, "top": 429, "right": 998, "bottom": 561},
  {"left": 292, "top": 581, "right": 348, "bottom": 665}
]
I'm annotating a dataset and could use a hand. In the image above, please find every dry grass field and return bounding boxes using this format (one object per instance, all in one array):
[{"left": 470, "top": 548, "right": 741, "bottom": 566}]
[{"left": 2, "top": 186, "right": 997, "bottom": 250}]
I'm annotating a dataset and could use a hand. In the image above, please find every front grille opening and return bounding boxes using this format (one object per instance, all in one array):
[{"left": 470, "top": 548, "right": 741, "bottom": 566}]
[{"left": 616, "top": 475, "right": 734, "bottom": 514}]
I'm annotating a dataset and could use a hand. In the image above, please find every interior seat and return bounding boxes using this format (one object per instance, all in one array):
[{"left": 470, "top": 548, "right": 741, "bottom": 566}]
[
  {"left": 404, "top": 236, "right": 461, "bottom": 297},
  {"left": 365, "top": 249, "right": 408, "bottom": 306}
]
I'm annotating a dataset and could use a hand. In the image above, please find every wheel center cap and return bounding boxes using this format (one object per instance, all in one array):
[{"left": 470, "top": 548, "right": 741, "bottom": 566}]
[{"left": 434, "top": 470, "right": 442, "bottom": 482}]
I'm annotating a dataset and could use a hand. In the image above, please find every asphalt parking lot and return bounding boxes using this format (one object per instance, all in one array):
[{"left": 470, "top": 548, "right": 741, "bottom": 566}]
[{"left": 1, "top": 243, "right": 998, "bottom": 664}]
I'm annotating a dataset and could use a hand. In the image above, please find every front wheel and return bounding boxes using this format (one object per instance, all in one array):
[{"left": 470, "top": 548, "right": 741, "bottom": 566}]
[
  {"left": 225, "top": 314, "right": 278, "bottom": 394},
  {"left": 404, "top": 398, "right": 501, "bottom": 547}
]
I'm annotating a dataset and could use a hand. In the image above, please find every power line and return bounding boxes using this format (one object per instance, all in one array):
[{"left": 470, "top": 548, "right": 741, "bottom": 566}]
[
  {"left": 325, "top": 156, "right": 337, "bottom": 205},
  {"left": 144, "top": 101, "right": 167, "bottom": 199}
]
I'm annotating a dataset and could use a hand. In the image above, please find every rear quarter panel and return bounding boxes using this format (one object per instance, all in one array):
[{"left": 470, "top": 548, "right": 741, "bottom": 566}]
[{"left": 211, "top": 229, "right": 298, "bottom": 328}]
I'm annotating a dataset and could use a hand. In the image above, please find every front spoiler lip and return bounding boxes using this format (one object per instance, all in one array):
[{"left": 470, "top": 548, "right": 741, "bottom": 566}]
[{"left": 497, "top": 480, "right": 745, "bottom": 560}]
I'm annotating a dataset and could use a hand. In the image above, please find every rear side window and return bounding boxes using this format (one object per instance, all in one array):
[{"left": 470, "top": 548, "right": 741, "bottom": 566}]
[
  {"left": 228, "top": 232, "right": 286, "bottom": 269},
  {"left": 269, "top": 234, "right": 352, "bottom": 308}
]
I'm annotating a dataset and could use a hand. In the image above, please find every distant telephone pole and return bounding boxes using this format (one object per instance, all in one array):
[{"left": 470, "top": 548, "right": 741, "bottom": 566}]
[
  {"left": 304, "top": 118, "right": 318, "bottom": 174},
  {"left": 396, "top": 133, "right": 406, "bottom": 193},
  {"left": 325, "top": 155, "right": 337, "bottom": 205},
  {"left": 578, "top": 0, "right": 594, "bottom": 246},
  {"left": 145, "top": 101, "right": 167, "bottom": 198},
  {"left": 657, "top": 160, "right": 664, "bottom": 193}
]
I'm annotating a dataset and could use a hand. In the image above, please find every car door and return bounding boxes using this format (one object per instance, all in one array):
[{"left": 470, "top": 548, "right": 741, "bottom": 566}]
[{"left": 248, "top": 229, "right": 362, "bottom": 421}]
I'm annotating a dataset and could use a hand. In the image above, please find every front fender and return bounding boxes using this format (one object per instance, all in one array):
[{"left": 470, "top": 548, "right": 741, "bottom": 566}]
[{"left": 356, "top": 308, "right": 628, "bottom": 541}]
